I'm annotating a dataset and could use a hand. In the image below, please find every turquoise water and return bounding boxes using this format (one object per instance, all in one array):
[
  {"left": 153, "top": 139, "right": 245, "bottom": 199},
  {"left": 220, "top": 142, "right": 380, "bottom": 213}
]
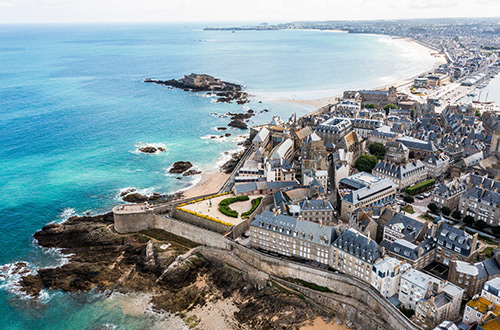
[{"left": 0, "top": 23, "right": 439, "bottom": 329}]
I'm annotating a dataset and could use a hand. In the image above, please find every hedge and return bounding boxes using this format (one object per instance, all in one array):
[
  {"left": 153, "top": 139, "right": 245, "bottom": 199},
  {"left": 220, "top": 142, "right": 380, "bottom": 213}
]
[
  {"left": 218, "top": 195, "right": 250, "bottom": 217},
  {"left": 242, "top": 197, "right": 263, "bottom": 218},
  {"left": 405, "top": 179, "right": 435, "bottom": 195}
]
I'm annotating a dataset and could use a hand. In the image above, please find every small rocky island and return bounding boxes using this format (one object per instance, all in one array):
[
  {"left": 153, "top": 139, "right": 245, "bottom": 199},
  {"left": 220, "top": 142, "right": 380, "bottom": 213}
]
[{"left": 145, "top": 73, "right": 249, "bottom": 104}]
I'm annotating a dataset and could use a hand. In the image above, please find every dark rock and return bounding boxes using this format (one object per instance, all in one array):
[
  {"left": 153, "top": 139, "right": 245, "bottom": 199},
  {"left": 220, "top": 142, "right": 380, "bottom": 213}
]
[
  {"left": 228, "top": 119, "right": 248, "bottom": 130},
  {"left": 169, "top": 161, "right": 193, "bottom": 174},
  {"left": 225, "top": 133, "right": 231, "bottom": 137},
  {"left": 120, "top": 188, "right": 137, "bottom": 197},
  {"left": 216, "top": 127, "right": 227, "bottom": 131},
  {"left": 122, "top": 193, "right": 148, "bottom": 203},
  {"left": 182, "top": 169, "right": 202, "bottom": 176}
]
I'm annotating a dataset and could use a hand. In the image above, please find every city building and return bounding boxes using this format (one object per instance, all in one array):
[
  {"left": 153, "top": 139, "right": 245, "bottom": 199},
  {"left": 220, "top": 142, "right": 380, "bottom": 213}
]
[
  {"left": 338, "top": 172, "right": 397, "bottom": 222},
  {"left": 371, "top": 256, "right": 410, "bottom": 299},
  {"left": 373, "top": 160, "right": 429, "bottom": 191},
  {"left": 330, "top": 228, "right": 383, "bottom": 283},
  {"left": 460, "top": 187, "right": 500, "bottom": 226},
  {"left": 382, "top": 213, "right": 427, "bottom": 244},
  {"left": 249, "top": 211, "right": 337, "bottom": 265},
  {"left": 462, "top": 297, "right": 500, "bottom": 326},
  {"left": 298, "top": 198, "right": 336, "bottom": 226}
]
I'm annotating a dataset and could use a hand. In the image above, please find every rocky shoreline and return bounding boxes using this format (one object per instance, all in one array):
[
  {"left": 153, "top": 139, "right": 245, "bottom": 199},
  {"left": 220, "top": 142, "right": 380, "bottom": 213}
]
[{"left": 15, "top": 214, "right": 334, "bottom": 329}]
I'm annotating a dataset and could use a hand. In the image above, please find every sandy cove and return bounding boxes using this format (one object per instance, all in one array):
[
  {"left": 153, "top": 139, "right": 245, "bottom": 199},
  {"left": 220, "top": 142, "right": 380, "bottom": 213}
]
[{"left": 182, "top": 171, "right": 229, "bottom": 199}]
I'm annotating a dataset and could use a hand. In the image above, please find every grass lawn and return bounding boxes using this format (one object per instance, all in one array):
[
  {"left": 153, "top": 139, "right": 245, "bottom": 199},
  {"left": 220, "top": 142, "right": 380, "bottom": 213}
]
[
  {"left": 482, "top": 247, "right": 494, "bottom": 257},
  {"left": 401, "top": 205, "right": 415, "bottom": 214},
  {"left": 420, "top": 214, "right": 436, "bottom": 222}
]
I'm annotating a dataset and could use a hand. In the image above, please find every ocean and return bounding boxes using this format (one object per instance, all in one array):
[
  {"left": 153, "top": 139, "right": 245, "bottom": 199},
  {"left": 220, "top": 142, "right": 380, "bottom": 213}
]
[{"left": 0, "top": 23, "right": 440, "bottom": 329}]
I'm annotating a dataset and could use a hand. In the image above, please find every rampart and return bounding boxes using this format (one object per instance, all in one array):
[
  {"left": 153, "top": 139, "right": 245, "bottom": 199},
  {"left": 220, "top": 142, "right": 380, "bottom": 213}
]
[{"left": 113, "top": 202, "right": 421, "bottom": 330}]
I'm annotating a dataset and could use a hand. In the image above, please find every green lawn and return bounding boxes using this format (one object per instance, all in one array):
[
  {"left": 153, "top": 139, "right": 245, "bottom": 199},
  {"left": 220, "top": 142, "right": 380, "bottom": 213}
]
[{"left": 401, "top": 205, "right": 415, "bottom": 214}]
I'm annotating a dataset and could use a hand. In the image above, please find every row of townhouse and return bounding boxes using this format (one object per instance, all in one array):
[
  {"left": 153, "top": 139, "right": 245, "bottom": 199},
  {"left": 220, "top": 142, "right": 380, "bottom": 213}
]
[{"left": 251, "top": 208, "right": 470, "bottom": 328}]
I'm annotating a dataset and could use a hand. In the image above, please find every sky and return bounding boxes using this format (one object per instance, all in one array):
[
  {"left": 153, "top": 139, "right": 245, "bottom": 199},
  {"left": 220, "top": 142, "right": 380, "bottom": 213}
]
[{"left": 0, "top": 0, "right": 500, "bottom": 24}]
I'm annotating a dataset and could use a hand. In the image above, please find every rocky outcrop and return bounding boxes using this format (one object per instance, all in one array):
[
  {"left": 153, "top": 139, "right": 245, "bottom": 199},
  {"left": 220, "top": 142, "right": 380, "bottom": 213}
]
[
  {"left": 18, "top": 214, "right": 333, "bottom": 329},
  {"left": 169, "top": 161, "right": 193, "bottom": 174},
  {"left": 228, "top": 119, "right": 248, "bottom": 129},
  {"left": 120, "top": 189, "right": 165, "bottom": 203},
  {"left": 145, "top": 75, "right": 249, "bottom": 104},
  {"left": 182, "top": 169, "right": 202, "bottom": 177},
  {"left": 138, "top": 146, "right": 166, "bottom": 154},
  {"left": 221, "top": 150, "right": 245, "bottom": 174}
]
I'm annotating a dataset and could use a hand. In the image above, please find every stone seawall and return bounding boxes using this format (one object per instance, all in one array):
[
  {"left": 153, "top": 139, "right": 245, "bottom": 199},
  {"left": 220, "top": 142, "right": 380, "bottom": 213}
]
[
  {"left": 171, "top": 208, "right": 231, "bottom": 234},
  {"left": 113, "top": 208, "right": 420, "bottom": 330},
  {"left": 202, "top": 243, "right": 421, "bottom": 330},
  {"left": 154, "top": 215, "right": 231, "bottom": 250},
  {"left": 113, "top": 208, "right": 156, "bottom": 233}
]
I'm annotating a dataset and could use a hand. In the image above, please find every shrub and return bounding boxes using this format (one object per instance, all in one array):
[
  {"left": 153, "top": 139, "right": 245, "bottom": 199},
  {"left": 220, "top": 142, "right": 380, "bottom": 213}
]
[
  {"left": 242, "top": 197, "right": 263, "bottom": 218},
  {"left": 452, "top": 210, "right": 462, "bottom": 221},
  {"left": 403, "top": 195, "right": 414, "bottom": 203},
  {"left": 492, "top": 226, "right": 500, "bottom": 237},
  {"left": 463, "top": 215, "right": 474, "bottom": 226},
  {"left": 218, "top": 195, "right": 250, "bottom": 217},
  {"left": 405, "top": 179, "right": 435, "bottom": 195},
  {"left": 441, "top": 206, "right": 451, "bottom": 216},
  {"left": 474, "top": 220, "right": 488, "bottom": 230},
  {"left": 369, "top": 142, "right": 387, "bottom": 160},
  {"left": 365, "top": 103, "right": 376, "bottom": 109},
  {"left": 354, "top": 154, "right": 378, "bottom": 173},
  {"left": 427, "top": 203, "right": 439, "bottom": 214}
]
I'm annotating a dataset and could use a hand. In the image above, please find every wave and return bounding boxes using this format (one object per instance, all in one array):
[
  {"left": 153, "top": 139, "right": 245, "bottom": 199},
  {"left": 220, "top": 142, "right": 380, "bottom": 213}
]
[
  {"left": 200, "top": 134, "right": 228, "bottom": 142},
  {"left": 0, "top": 261, "right": 36, "bottom": 300}
]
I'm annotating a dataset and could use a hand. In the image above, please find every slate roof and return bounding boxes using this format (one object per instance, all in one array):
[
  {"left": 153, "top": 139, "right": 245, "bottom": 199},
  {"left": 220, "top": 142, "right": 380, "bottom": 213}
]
[
  {"left": 373, "top": 160, "right": 426, "bottom": 180},
  {"left": 251, "top": 211, "right": 337, "bottom": 246},
  {"left": 397, "top": 136, "right": 437, "bottom": 152},
  {"left": 462, "top": 187, "right": 500, "bottom": 208},
  {"left": 332, "top": 228, "right": 382, "bottom": 264},
  {"left": 299, "top": 199, "right": 334, "bottom": 211},
  {"left": 386, "top": 213, "right": 426, "bottom": 242},
  {"left": 388, "top": 238, "right": 436, "bottom": 261},
  {"left": 432, "top": 223, "right": 475, "bottom": 257}
]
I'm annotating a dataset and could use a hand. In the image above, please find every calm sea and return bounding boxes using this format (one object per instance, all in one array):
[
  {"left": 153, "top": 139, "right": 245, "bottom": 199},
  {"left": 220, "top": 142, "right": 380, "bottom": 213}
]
[{"left": 0, "top": 23, "right": 439, "bottom": 329}]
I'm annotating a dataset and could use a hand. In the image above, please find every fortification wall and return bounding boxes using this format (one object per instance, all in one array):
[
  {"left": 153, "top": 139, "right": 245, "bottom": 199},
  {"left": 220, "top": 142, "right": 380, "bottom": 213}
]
[
  {"left": 171, "top": 208, "right": 231, "bottom": 234},
  {"left": 114, "top": 210, "right": 156, "bottom": 233},
  {"left": 206, "top": 243, "right": 421, "bottom": 330},
  {"left": 154, "top": 215, "right": 231, "bottom": 250}
]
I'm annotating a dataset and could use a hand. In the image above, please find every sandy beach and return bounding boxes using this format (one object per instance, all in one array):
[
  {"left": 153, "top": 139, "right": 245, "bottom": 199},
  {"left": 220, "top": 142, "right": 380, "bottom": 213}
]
[
  {"left": 182, "top": 171, "right": 229, "bottom": 198},
  {"left": 300, "top": 317, "right": 350, "bottom": 330},
  {"left": 282, "top": 37, "right": 447, "bottom": 109}
]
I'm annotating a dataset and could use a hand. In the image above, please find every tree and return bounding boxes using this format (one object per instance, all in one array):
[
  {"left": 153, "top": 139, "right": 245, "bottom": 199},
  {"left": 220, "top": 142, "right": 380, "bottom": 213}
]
[
  {"left": 463, "top": 215, "right": 474, "bottom": 226},
  {"left": 492, "top": 226, "right": 500, "bottom": 237},
  {"left": 474, "top": 220, "right": 487, "bottom": 230},
  {"left": 452, "top": 210, "right": 462, "bottom": 221},
  {"left": 441, "top": 206, "right": 451, "bottom": 216},
  {"left": 354, "top": 154, "right": 378, "bottom": 173},
  {"left": 403, "top": 195, "right": 415, "bottom": 204},
  {"left": 427, "top": 203, "right": 439, "bottom": 214},
  {"left": 369, "top": 142, "right": 387, "bottom": 160},
  {"left": 365, "top": 103, "right": 376, "bottom": 109},
  {"left": 384, "top": 103, "right": 398, "bottom": 115}
]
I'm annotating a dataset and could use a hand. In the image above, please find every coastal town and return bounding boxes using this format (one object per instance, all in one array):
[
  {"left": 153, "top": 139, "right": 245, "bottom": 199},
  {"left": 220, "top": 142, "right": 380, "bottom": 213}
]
[{"left": 11, "top": 19, "right": 500, "bottom": 330}]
